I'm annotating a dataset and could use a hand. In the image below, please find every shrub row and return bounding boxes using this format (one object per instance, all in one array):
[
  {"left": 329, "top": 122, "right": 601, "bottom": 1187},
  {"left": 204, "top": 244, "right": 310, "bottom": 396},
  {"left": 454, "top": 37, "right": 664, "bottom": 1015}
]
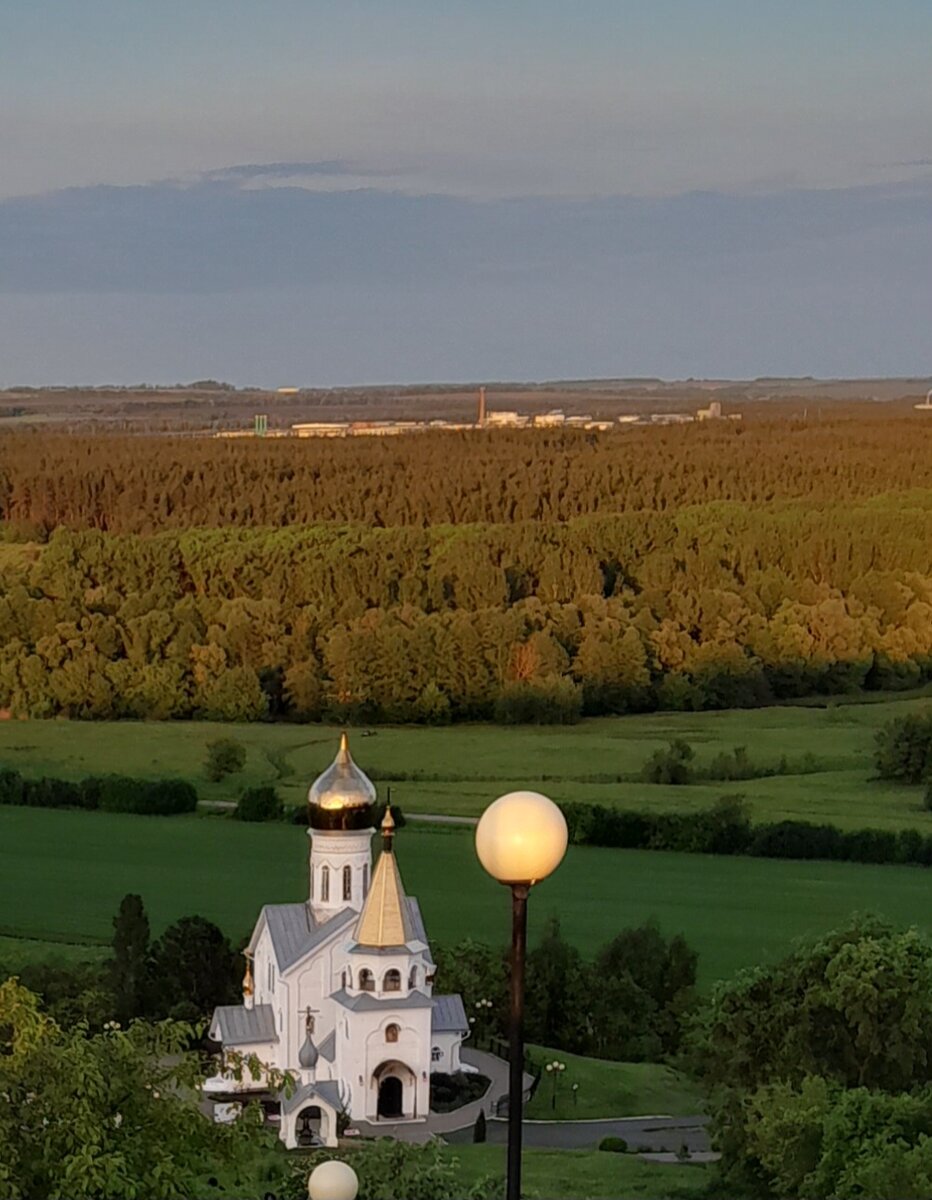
[
  {"left": 561, "top": 796, "right": 932, "bottom": 868},
  {"left": 0, "top": 769, "right": 197, "bottom": 815}
]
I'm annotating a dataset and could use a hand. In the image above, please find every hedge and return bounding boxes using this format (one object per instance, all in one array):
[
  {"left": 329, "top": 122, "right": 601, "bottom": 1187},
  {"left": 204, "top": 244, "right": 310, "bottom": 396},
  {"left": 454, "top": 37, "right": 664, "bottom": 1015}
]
[
  {"left": 0, "top": 769, "right": 197, "bottom": 815},
  {"left": 560, "top": 796, "right": 932, "bottom": 868}
]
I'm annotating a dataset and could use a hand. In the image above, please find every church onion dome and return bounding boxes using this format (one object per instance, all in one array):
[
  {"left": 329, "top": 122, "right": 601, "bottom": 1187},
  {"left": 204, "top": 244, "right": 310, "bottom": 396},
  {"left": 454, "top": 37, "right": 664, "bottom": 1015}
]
[
  {"left": 298, "top": 1027, "right": 319, "bottom": 1070},
  {"left": 307, "top": 732, "right": 378, "bottom": 831}
]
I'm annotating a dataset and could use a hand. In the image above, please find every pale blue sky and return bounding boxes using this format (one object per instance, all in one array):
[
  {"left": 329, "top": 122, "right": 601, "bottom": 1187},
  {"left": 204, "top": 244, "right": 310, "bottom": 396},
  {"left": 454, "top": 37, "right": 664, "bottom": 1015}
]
[{"left": 1, "top": 2, "right": 930, "bottom": 383}]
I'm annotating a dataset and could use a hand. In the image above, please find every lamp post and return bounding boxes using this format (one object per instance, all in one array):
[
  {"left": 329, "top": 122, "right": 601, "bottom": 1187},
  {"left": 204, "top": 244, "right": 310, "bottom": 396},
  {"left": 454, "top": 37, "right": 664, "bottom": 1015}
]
[
  {"left": 545, "top": 1060, "right": 566, "bottom": 1111},
  {"left": 475, "top": 790, "right": 568, "bottom": 1200}
]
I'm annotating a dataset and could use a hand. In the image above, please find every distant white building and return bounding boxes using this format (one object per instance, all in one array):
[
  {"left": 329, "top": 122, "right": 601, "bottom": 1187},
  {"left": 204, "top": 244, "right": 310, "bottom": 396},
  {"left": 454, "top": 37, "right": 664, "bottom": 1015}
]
[{"left": 204, "top": 735, "right": 468, "bottom": 1148}]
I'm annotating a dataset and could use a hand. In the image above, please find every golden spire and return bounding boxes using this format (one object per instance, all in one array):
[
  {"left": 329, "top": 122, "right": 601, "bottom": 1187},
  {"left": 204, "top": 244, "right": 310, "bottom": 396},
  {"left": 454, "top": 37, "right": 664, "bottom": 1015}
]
[
  {"left": 242, "top": 956, "right": 254, "bottom": 997},
  {"left": 354, "top": 815, "right": 413, "bottom": 948}
]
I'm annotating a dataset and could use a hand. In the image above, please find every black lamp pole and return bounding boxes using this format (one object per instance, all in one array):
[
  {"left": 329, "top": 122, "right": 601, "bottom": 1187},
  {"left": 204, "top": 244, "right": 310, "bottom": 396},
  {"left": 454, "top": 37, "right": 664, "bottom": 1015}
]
[{"left": 507, "top": 883, "right": 529, "bottom": 1200}]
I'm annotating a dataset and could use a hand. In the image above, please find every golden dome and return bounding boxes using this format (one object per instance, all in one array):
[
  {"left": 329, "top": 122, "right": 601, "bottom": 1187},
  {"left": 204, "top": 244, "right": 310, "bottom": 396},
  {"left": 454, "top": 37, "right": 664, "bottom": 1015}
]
[{"left": 307, "top": 732, "right": 377, "bottom": 831}]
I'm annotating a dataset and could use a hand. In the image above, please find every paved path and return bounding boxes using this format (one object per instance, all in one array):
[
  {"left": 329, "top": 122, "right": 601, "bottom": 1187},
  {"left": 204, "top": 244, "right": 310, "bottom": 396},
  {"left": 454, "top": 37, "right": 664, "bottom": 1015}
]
[{"left": 445, "top": 1112, "right": 710, "bottom": 1154}]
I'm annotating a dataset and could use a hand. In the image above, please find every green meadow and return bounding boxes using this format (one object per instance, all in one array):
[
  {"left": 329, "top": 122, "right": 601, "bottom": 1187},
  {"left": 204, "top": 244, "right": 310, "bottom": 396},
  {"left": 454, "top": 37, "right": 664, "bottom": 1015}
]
[
  {"left": 2, "top": 806, "right": 930, "bottom": 987},
  {"left": 443, "top": 1145, "right": 709, "bottom": 1199},
  {"left": 0, "top": 696, "right": 929, "bottom": 831}
]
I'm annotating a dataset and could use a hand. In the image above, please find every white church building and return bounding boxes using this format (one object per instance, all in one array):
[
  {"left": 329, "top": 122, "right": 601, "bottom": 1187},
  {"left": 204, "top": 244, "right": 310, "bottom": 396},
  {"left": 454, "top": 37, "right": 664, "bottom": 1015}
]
[{"left": 204, "top": 733, "right": 468, "bottom": 1148}]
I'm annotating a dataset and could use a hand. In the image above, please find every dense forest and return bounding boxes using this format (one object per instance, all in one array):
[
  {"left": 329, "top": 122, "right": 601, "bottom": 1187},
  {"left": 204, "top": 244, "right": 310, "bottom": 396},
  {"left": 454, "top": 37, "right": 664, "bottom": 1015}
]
[
  {"left": 1, "top": 486, "right": 932, "bottom": 721},
  {"left": 2, "top": 417, "right": 932, "bottom": 533}
]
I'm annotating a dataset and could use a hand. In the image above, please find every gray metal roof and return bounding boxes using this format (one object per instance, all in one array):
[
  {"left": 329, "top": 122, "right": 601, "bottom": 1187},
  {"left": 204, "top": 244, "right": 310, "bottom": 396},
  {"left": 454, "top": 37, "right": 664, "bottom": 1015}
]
[
  {"left": 317, "top": 1030, "right": 336, "bottom": 1063},
  {"left": 407, "top": 897, "right": 428, "bottom": 944},
  {"left": 258, "top": 903, "right": 354, "bottom": 972},
  {"left": 279, "top": 1079, "right": 344, "bottom": 1115},
  {"left": 331, "top": 987, "right": 433, "bottom": 1013},
  {"left": 431, "top": 994, "right": 468, "bottom": 1034},
  {"left": 212, "top": 1004, "right": 278, "bottom": 1046}
]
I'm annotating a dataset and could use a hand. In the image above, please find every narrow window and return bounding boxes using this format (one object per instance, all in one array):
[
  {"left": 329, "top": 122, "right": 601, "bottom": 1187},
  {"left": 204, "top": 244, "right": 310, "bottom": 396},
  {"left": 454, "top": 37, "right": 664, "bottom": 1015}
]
[
  {"left": 363, "top": 864, "right": 370, "bottom": 897},
  {"left": 384, "top": 969, "right": 401, "bottom": 993},
  {"left": 320, "top": 866, "right": 330, "bottom": 903},
  {"left": 431, "top": 1046, "right": 442, "bottom": 1063},
  {"left": 343, "top": 865, "right": 352, "bottom": 902},
  {"left": 408, "top": 966, "right": 418, "bottom": 990}
]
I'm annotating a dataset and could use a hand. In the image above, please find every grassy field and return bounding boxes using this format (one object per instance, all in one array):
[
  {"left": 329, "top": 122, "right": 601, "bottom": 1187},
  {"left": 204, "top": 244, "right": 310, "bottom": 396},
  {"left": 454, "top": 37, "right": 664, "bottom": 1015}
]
[
  {"left": 525, "top": 1047, "right": 704, "bottom": 1121},
  {"left": 0, "top": 698, "right": 928, "bottom": 831},
  {"left": 445, "top": 1145, "right": 709, "bottom": 1199},
  {"left": 2, "top": 807, "right": 931, "bottom": 987}
]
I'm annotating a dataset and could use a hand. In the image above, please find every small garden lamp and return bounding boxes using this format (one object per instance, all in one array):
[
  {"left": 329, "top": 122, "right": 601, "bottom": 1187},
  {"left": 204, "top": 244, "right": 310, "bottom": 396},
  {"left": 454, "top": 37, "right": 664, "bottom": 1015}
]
[
  {"left": 307, "top": 1160, "right": 359, "bottom": 1200},
  {"left": 475, "top": 790, "right": 568, "bottom": 1200}
]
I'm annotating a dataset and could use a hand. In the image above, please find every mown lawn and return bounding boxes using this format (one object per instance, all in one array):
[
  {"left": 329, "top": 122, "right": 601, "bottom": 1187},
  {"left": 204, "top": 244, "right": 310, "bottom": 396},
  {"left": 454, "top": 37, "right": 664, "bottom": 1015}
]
[
  {"left": 2, "top": 807, "right": 930, "bottom": 986},
  {"left": 0, "top": 698, "right": 928, "bottom": 830},
  {"left": 445, "top": 1144, "right": 710, "bottom": 1199},
  {"left": 525, "top": 1048, "right": 704, "bottom": 1121}
]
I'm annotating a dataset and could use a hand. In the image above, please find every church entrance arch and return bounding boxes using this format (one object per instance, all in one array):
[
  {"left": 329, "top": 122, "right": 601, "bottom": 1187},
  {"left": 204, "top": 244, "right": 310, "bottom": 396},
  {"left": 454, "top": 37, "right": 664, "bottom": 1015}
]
[
  {"left": 296, "top": 1105, "right": 322, "bottom": 1146},
  {"left": 372, "top": 1059, "right": 415, "bottom": 1120},
  {"left": 377, "top": 1076, "right": 403, "bottom": 1119}
]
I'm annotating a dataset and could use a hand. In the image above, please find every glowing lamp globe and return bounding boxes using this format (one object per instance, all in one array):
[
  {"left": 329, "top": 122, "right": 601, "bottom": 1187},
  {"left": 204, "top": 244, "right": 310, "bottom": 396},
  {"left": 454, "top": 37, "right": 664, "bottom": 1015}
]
[
  {"left": 475, "top": 791, "right": 568, "bottom": 886},
  {"left": 308, "top": 1160, "right": 359, "bottom": 1200}
]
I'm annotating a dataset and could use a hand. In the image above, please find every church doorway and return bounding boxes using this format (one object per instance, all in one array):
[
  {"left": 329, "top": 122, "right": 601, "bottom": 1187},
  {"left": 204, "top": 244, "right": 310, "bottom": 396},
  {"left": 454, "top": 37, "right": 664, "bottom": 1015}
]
[{"left": 377, "top": 1076, "right": 403, "bottom": 1119}]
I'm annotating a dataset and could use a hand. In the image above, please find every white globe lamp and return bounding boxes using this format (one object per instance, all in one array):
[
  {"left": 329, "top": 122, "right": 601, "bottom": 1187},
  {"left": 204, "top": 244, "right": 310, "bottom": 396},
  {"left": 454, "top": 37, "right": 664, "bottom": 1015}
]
[
  {"left": 308, "top": 1160, "right": 359, "bottom": 1200},
  {"left": 475, "top": 790, "right": 568, "bottom": 885}
]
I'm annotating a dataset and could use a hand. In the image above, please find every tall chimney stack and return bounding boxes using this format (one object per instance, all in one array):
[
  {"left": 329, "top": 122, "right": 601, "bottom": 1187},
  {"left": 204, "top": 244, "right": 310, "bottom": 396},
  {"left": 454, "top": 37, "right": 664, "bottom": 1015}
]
[{"left": 478, "top": 385, "right": 487, "bottom": 427}]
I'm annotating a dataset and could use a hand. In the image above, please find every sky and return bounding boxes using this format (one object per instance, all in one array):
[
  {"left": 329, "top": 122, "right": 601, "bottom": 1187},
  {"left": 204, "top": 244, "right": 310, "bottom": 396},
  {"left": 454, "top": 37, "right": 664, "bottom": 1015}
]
[{"left": 1, "top": 1, "right": 931, "bottom": 385}]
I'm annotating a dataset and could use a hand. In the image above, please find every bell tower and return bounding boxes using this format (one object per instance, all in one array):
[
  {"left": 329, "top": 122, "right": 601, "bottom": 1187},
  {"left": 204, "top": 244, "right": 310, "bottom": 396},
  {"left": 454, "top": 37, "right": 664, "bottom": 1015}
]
[{"left": 306, "top": 733, "right": 376, "bottom": 922}]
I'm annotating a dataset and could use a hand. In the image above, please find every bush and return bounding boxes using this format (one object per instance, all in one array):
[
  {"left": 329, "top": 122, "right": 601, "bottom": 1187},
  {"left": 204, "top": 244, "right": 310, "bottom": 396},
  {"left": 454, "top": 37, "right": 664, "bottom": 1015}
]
[
  {"left": 598, "top": 1136, "right": 629, "bottom": 1153},
  {"left": 234, "top": 786, "right": 283, "bottom": 823},
  {"left": 204, "top": 738, "right": 246, "bottom": 782},
  {"left": 925, "top": 782, "right": 932, "bottom": 813},
  {"left": 875, "top": 711, "right": 932, "bottom": 783},
  {"left": 137, "top": 779, "right": 198, "bottom": 815},
  {"left": 641, "top": 739, "right": 695, "bottom": 785},
  {"left": 0, "top": 769, "right": 24, "bottom": 805},
  {"left": 429, "top": 1071, "right": 490, "bottom": 1113},
  {"left": 494, "top": 677, "right": 582, "bottom": 725}
]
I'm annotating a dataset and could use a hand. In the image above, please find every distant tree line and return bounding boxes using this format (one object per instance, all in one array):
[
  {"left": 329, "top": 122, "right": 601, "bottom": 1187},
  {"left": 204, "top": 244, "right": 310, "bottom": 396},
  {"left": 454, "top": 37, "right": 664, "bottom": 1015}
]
[
  {"left": 0, "top": 769, "right": 197, "bottom": 815},
  {"left": 2, "top": 500, "right": 932, "bottom": 720},
  {"left": 562, "top": 796, "right": 932, "bottom": 867},
  {"left": 2, "top": 419, "right": 932, "bottom": 533}
]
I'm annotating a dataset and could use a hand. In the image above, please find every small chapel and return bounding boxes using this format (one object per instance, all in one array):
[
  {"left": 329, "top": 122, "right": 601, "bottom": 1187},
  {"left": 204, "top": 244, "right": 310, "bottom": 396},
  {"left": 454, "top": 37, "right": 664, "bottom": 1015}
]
[{"left": 204, "top": 733, "right": 468, "bottom": 1147}]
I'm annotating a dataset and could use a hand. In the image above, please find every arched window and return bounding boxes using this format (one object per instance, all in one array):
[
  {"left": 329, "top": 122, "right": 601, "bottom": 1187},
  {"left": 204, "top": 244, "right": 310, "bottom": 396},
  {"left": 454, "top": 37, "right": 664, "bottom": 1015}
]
[
  {"left": 343, "top": 865, "right": 352, "bottom": 902},
  {"left": 363, "top": 864, "right": 370, "bottom": 897},
  {"left": 341, "top": 969, "right": 348, "bottom": 989},
  {"left": 385, "top": 1023, "right": 400, "bottom": 1044},
  {"left": 320, "top": 866, "right": 330, "bottom": 903},
  {"left": 359, "top": 969, "right": 375, "bottom": 993},
  {"left": 431, "top": 1046, "right": 442, "bottom": 1062},
  {"left": 383, "top": 969, "right": 401, "bottom": 993},
  {"left": 408, "top": 966, "right": 418, "bottom": 990}
]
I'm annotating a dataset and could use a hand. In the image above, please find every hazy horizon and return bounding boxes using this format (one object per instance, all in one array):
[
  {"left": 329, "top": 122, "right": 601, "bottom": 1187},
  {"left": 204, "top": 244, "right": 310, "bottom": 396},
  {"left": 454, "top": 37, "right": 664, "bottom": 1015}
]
[{"left": 2, "top": 1, "right": 931, "bottom": 385}]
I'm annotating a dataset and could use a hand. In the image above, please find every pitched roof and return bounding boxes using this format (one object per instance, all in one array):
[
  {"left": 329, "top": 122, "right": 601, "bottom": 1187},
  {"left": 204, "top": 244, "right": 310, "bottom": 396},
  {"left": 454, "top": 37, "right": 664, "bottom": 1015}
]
[
  {"left": 354, "top": 843, "right": 415, "bottom": 948},
  {"left": 431, "top": 994, "right": 469, "bottom": 1034},
  {"left": 317, "top": 1030, "right": 336, "bottom": 1063},
  {"left": 211, "top": 1003, "right": 278, "bottom": 1046},
  {"left": 254, "top": 903, "right": 354, "bottom": 972},
  {"left": 330, "top": 987, "right": 433, "bottom": 1013},
  {"left": 279, "top": 1079, "right": 345, "bottom": 1115}
]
